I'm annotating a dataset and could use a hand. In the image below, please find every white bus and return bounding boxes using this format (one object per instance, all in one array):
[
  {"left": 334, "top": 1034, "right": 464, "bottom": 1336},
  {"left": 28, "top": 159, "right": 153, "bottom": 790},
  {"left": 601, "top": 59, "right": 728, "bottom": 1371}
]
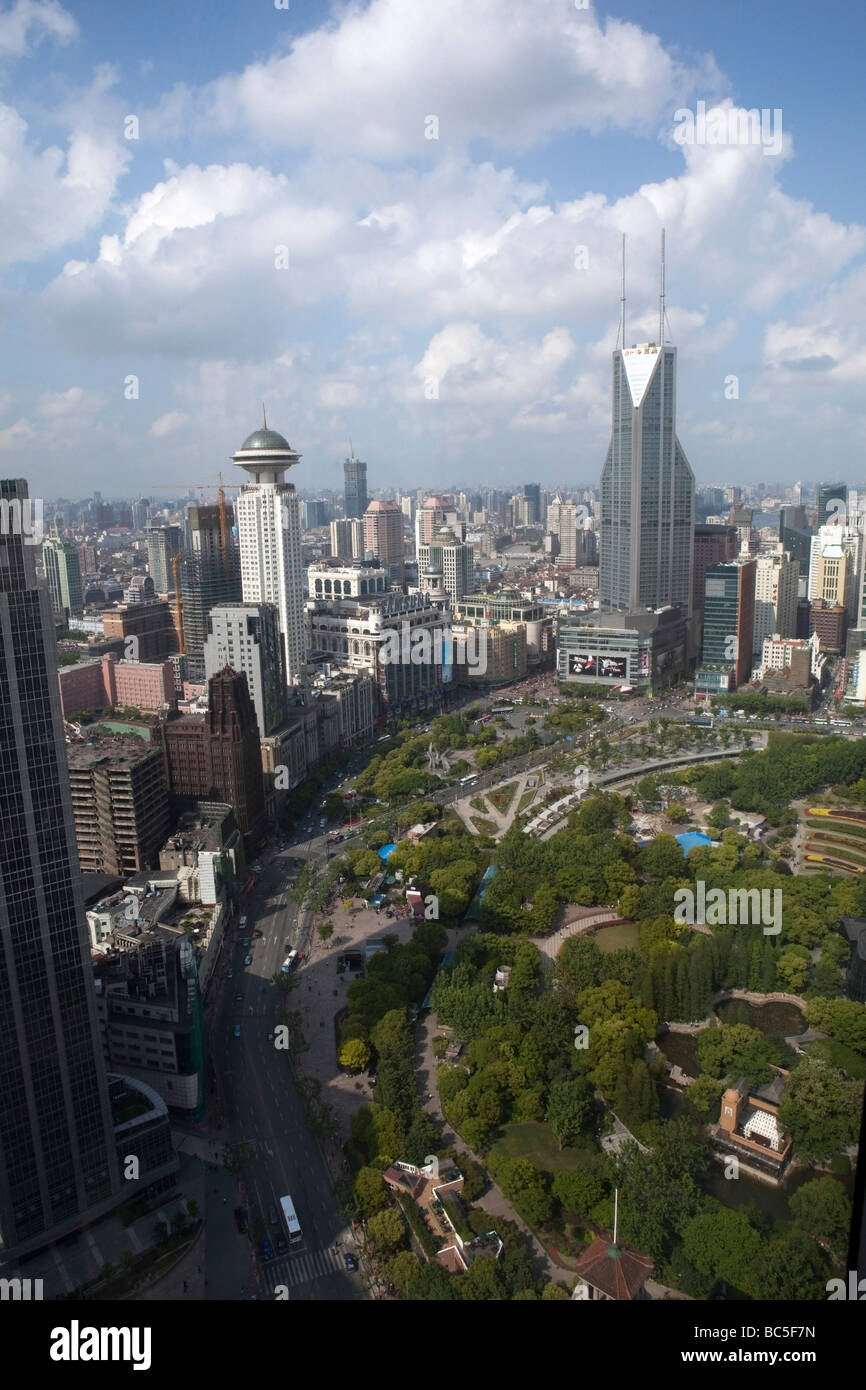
[
  {"left": 459, "top": 775, "right": 479, "bottom": 787},
  {"left": 279, "top": 1194, "right": 302, "bottom": 1246}
]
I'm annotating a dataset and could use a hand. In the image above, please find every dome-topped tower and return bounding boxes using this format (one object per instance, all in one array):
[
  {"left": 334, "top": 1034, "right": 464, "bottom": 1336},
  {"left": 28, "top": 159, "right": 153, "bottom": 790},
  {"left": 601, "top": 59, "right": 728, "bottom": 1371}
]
[{"left": 233, "top": 408, "right": 301, "bottom": 484}]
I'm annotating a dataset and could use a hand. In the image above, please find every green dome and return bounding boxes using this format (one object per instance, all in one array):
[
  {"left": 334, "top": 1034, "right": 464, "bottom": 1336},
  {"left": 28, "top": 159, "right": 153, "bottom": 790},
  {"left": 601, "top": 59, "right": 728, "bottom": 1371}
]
[{"left": 239, "top": 427, "right": 292, "bottom": 451}]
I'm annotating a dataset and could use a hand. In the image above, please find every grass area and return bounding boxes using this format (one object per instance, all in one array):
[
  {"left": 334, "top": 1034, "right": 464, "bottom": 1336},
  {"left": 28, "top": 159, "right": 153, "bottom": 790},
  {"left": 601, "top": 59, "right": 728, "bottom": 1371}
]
[
  {"left": 592, "top": 921, "right": 640, "bottom": 952},
  {"left": 487, "top": 781, "right": 518, "bottom": 816},
  {"left": 469, "top": 795, "right": 488, "bottom": 813},
  {"left": 488, "top": 1122, "right": 591, "bottom": 1176},
  {"left": 471, "top": 817, "right": 498, "bottom": 836},
  {"left": 516, "top": 789, "right": 537, "bottom": 815}
]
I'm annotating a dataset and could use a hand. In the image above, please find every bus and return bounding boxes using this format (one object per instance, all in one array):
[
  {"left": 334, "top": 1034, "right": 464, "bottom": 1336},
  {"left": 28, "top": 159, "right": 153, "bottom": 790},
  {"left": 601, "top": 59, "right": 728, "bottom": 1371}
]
[
  {"left": 281, "top": 950, "right": 298, "bottom": 973},
  {"left": 459, "top": 775, "right": 479, "bottom": 787},
  {"left": 279, "top": 1194, "right": 302, "bottom": 1246},
  {"left": 490, "top": 704, "right": 514, "bottom": 714}
]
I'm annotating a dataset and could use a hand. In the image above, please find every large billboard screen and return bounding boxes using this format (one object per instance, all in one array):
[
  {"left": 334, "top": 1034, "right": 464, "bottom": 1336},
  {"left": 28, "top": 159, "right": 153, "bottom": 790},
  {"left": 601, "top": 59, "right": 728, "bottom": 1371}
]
[{"left": 568, "top": 653, "right": 628, "bottom": 680}]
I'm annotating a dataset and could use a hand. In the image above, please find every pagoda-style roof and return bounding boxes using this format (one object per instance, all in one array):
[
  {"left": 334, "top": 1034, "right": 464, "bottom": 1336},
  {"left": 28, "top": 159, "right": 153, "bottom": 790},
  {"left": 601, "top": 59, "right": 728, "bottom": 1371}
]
[{"left": 573, "top": 1234, "right": 653, "bottom": 1301}]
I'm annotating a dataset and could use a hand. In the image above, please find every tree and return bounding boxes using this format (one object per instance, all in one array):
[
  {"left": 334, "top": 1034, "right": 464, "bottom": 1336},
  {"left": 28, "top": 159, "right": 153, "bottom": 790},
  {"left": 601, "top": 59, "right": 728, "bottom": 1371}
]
[
  {"left": 552, "top": 1169, "right": 604, "bottom": 1215},
  {"left": 695, "top": 1023, "right": 777, "bottom": 1088},
  {"left": 752, "top": 1234, "right": 829, "bottom": 1301},
  {"left": 410, "top": 1261, "right": 457, "bottom": 1300},
  {"left": 789, "top": 1177, "right": 851, "bottom": 1264},
  {"left": 777, "top": 1058, "right": 863, "bottom": 1161},
  {"left": 353, "top": 1166, "right": 388, "bottom": 1217},
  {"left": 459, "top": 1255, "right": 505, "bottom": 1300},
  {"left": 681, "top": 1206, "right": 761, "bottom": 1299},
  {"left": 387, "top": 1250, "right": 422, "bottom": 1297},
  {"left": 367, "top": 1207, "right": 406, "bottom": 1253},
  {"left": 685, "top": 1073, "right": 723, "bottom": 1117},
  {"left": 546, "top": 1076, "right": 593, "bottom": 1149},
  {"left": 541, "top": 1281, "right": 571, "bottom": 1300},
  {"left": 318, "top": 920, "right": 334, "bottom": 942},
  {"left": 340, "top": 1038, "right": 371, "bottom": 1071}
]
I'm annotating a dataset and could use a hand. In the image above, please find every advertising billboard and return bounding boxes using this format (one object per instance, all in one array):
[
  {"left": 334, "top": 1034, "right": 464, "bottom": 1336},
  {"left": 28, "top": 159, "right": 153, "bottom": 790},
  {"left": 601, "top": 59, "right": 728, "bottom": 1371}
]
[{"left": 568, "top": 652, "right": 628, "bottom": 680}]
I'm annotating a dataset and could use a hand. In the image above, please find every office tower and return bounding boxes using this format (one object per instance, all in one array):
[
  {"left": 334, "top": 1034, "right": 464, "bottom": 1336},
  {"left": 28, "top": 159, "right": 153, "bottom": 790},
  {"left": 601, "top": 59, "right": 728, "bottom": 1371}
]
[
  {"left": 304, "top": 500, "right": 328, "bottom": 529},
  {"left": 415, "top": 495, "right": 451, "bottom": 549},
  {"left": 809, "top": 520, "right": 861, "bottom": 621},
  {"left": 103, "top": 600, "right": 178, "bottom": 663},
  {"left": 330, "top": 517, "right": 364, "bottom": 561},
  {"left": 96, "top": 502, "right": 115, "bottom": 529},
  {"left": 753, "top": 548, "right": 799, "bottom": 658},
  {"left": 599, "top": 241, "right": 695, "bottom": 615},
  {"left": 160, "top": 668, "right": 267, "bottom": 848},
  {"left": 343, "top": 454, "right": 368, "bottom": 518},
  {"left": 125, "top": 574, "right": 155, "bottom": 605},
  {"left": 779, "top": 505, "right": 806, "bottom": 535},
  {"left": 67, "top": 739, "right": 170, "bottom": 876},
  {"left": 204, "top": 602, "right": 287, "bottom": 737},
  {"left": 146, "top": 523, "right": 183, "bottom": 594},
  {"left": 131, "top": 498, "right": 150, "bottom": 531},
  {"left": 180, "top": 504, "right": 242, "bottom": 681},
  {"left": 523, "top": 483, "right": 541, "bottom": 525},
  {"left": 700, "top": 559, "right": 756, "bottom": 687},
  {"left": 0, "top": 477, "right": 120, "bottom": 1255},
  {"left": 42, "top": 530, "right": 83, "bottom": 619},
  {"left": 233, "top": 422, "right": 305, "bottom": 687},
  {"left": 364, "top": 499, "right": 404, "bottom": 586},
  {"left": 418, "top": 525, "right": 474, "bottom": 606},
  {"left": 816, "top": 482, "right": 847, "bottom": 527}
]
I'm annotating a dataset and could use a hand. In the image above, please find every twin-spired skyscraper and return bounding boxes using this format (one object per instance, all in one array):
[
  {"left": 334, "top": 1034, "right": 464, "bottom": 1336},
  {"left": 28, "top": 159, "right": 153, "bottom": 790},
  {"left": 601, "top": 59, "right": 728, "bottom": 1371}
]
[{"left": 599, "top": 236, "right": 695, "bottom": 616}]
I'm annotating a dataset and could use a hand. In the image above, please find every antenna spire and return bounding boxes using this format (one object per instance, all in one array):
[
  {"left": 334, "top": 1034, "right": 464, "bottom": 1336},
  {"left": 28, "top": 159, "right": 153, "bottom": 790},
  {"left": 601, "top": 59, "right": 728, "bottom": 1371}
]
[
  {"left": 349, "top": 437, "right": 354, "bottom": 460},
  {"left": 619, "top": 233, "right": 627, "bottom": 351},
  {"left": 659, "top": 227, "right": 666, "bottom": 347},
  {"left": 262, "top": 403, "right": 267, "bottom": 430}
]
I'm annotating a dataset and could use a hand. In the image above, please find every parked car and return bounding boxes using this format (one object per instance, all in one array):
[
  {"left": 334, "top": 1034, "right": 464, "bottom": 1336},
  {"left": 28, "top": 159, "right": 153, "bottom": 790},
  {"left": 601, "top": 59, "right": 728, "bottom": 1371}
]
[
  {"left": 243, "top": 954, "right": 253, "bottom": 966},
  {"left": 343, "top": 1252, "right": 358, "bottom": 1272},
  {"left": 234, "top": 992, "right": 243, "bottom": 1002},
  {"left": 233, "top": 1023, "right": 242, "bottom": 1038}
]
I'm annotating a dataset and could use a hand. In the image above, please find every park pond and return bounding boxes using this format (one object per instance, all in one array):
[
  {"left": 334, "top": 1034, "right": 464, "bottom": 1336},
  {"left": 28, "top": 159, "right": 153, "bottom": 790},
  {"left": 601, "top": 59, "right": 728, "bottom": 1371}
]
[{"left": 656, "top": 997, "right": 807, "bottom": 1078}]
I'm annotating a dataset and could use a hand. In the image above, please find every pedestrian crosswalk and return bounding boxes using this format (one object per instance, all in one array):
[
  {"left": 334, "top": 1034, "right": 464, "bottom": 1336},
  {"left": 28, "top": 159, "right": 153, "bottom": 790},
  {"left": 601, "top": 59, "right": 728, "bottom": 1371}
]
[{"left": 258, "top": 1245, "right": 345, "bottom": 1293}]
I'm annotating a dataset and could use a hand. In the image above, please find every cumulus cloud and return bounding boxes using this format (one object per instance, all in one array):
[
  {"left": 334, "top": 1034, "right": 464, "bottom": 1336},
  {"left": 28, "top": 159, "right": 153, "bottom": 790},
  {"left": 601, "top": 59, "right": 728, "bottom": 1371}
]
[{"left": 0, "top": 0, "right": 77, "bottom": 58}]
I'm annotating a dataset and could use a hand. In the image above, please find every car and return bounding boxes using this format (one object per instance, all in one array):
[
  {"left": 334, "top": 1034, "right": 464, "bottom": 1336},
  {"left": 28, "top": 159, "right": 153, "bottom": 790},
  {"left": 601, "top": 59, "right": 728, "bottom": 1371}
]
[
  {"left": 343, "top": 1252, "right": 358, "bottom": 1272},
  {"left": 243, "top": 954, "right": 253, "bottom": 966},
  {"left": 261, "top": 1236, "right": 274, "bottom": 1260},
  {"left": 233, "top": 1023, "right": 242, "bottom": 1038},
  {"left": 275, "top": 1234, "right": 287, "bottom": 1254},
  {"left": 234, "top": 992, "right": 243, "bottom": 1002},
  {"left": 268, "top": 1204, "right": 279, "bottom": 1227},
  {"left": 242, "top": 938, "right": 251, "bottom": 947},
  {"left": 227, "top": 969, "right": 234, "bottom": 979}
]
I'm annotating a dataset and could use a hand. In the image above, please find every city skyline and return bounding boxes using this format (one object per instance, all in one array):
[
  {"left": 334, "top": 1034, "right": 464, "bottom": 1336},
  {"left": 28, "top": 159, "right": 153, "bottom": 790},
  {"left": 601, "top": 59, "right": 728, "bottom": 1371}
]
[{"left": 0, "top": 1, "right": 864, "bottom": 497}]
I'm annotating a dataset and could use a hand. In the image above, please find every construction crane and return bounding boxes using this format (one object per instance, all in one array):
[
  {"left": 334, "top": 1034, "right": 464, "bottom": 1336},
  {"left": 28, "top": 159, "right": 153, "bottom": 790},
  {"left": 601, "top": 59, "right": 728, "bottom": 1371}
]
[
  {"left": 171, "top": 552, "right": 184, "bottom": 654},
  {"left": 151, "top": 472, "right": 241, "bottom": 571}
]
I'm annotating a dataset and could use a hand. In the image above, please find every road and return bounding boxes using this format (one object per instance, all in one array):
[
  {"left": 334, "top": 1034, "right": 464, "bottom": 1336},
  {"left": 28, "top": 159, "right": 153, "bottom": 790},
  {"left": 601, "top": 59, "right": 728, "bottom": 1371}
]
[{"left": 208, "top": 828, "right": 364, "bottom": 1302}]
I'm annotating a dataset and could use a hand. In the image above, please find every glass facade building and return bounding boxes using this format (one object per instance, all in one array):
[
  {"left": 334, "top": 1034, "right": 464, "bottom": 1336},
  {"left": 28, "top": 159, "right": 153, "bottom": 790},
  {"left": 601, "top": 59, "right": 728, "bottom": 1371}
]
[{"left": 0, "top": 478, "right": 121, "bottom": 1256}]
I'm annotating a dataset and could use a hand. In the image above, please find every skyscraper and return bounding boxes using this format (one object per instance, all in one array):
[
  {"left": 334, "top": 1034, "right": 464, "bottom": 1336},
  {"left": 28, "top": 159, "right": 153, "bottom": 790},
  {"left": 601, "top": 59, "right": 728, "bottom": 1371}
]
[
  {"left": 600, "top": 238, "right": 695, "bottom": 615},
  {"left": 146, "top": 523, "right": 183, "bottom": 595},
  {"left": 181, "top": 504, "right": 242, "bottom": 682},
  {"left": 364, "top": 499, "right": 405, "bottom": 587},
  {"left": 42, "top": 530, "right": 83, "bottom": 619},
  {"left": 816, "top": 481, "right": 847, "bottom": 527},
  {"left": 204, "top": 602, "right": 287, "bottom": 737},
  {"left": 233, "top": 421, "right": 305, "bottom": 687},
  {"left": 343, "top": 454, "right": 368, "bottom": 518},
  {"left": 418, "top": 525, "right": 474, "bottom": 606},
  {"left": 0, "top": 478, "right": 120, "bottom": 1256},
  {"left": 523, "top": 483, "right": 541, "bottom": 525}
]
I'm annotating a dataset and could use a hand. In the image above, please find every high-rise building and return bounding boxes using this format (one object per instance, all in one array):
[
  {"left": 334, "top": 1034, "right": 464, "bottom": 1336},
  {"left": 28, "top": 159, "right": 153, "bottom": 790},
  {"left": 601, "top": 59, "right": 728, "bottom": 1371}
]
[
  {"left": 809, "top": 520, "right": 861, "bottom": 621},
  {"left": 42, "top": 530, "right": 83, "bottom": 619},
  {"left": 415, "top": 496, "right": 452, "bottom": 549},
  {"left": 180, "top": 505, "right": 242, "bottom": 681},
  {"left": 204, "top": 603, "right": 287, "bottom": 737},
  {"left": 692, "top": 524, "right": 738, "bottom": 617},
  {"left": 233, "top": 423, "right": 305, "bottom": 687},
  {"left": 753, "top": 548, "right": 799, "bottom": 658},
  {"left": 365, "top": 499, "right": 404, "bottom": 587},
  {"left": 329, "top": 517, "right": 365, "bottom": 561},
  {"left": 599, "top": 271, "right": 695, "bottom": 614},
  {"left": 699, "top": 559, "right": 756, "bottom": 689},
  {"left": 67, "top": 739, "right": 170, "bottom": 876},
  {"left": 816, "top": 481, "right": 847, "bottom": 527},
  {"left": 146, "top": 524, "right": 183, "bottom": 595},
  {"left": 523, "top": 483, "right": 541, "bottom": 525},
  {"left": 0, "top": 477, "right": 121, "bottom": 1256},
  {"left": 343, "top": 454, "right": 368, "bottom": 519},
  {"left": 103, "top": 600, "right": 179, "bottom": 664},
  {"left": 418, "top": 525, "right": 474, "bottom": 606},
  {"left": 303, "top": 500, "right": 328, "bottom": 529}
]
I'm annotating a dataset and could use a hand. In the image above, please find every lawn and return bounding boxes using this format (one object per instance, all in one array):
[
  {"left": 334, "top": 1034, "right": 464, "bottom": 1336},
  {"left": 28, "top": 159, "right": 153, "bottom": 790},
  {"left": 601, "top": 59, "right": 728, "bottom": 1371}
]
[
  {"left": 488, "top": 1122, "right": 591, "bottom": 1176},
  {"left": 471, "top": 817, "right": 498, "bottom": 836},
  {"left": 516, "top": 789, "right": 537, "bottom": 815},
  {"left": 593, "top": 921, "right": 640, "bottom": 952},
  {"left": 487, "top": 781, "right": 518, "bottom": 815}
]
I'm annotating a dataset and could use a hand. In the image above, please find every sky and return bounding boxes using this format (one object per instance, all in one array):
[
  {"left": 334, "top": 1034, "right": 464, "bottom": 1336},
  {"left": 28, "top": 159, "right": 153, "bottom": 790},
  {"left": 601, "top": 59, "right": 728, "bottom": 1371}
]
[{"left": 0, "top": 0, "right": 864, "bottom": 500}]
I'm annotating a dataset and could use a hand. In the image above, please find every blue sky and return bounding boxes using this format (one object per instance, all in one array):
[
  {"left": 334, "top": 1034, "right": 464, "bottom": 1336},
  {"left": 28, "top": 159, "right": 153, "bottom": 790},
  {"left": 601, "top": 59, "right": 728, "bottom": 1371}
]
[{"left": 1, "top": 0, "right": 864, "bottom": 500}]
